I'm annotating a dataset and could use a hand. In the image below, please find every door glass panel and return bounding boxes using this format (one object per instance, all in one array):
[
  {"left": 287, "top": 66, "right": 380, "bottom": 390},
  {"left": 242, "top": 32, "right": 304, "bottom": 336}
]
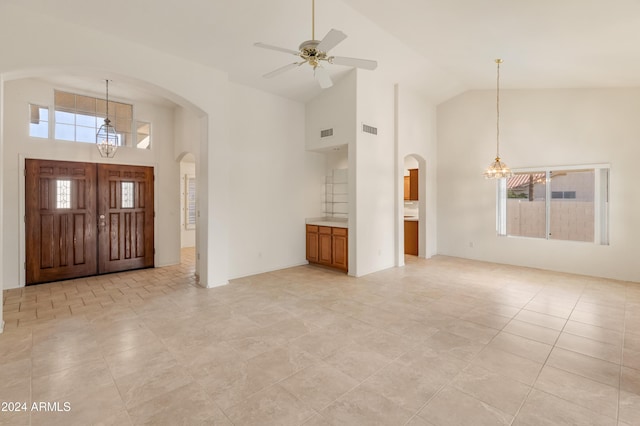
[
  {"left": 121, "top": 182, "right": 134, "bottom": 208},
  {"left": 56, "top": 179, "right": 71, "bottom": 209}
]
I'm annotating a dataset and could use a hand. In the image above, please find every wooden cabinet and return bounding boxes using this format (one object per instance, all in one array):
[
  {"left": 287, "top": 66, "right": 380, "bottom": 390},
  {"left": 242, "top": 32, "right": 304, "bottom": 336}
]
[
  {"left": 306, "top": 225, "right": 319, "bottom": 262},
  {"left": 331, "top": 227, "right": 348, "bottom": 271},
  {"left": 404, "top": 220, "right": 418, "bottom": 255},
  {"left": 404, "top": 169, "right": 419, "bottom": 201},
  {"left": 318, "top": 227, "right": 333, "bottom": 265},
  {"left": 306, "top": 225, "right": 348, "bottom": 272}
]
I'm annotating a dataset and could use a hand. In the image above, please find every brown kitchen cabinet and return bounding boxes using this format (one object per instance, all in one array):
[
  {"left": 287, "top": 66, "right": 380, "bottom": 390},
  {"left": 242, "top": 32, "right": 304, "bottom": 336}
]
[
  {"left": 404, "top": 220, "right": 418, "bottom": 255},
  {"left": 404, "top": 169, "right": 419, "bottom": 201},
  {"left": 306, "top": 224, "right": 348, "bottom": 272}
]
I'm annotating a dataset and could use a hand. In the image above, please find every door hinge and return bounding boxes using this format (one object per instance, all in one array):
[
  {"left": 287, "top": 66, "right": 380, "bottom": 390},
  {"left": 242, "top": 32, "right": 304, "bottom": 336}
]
[
  {"left": 24, "top": 262, "right": 26, "bottom": 270},
  {"left": 24, "top": 215, "right": 26, "bottom": 223},
  {"left": 153, "top": 248, "right": 156, "bottom": 255},
  {"left": 153, "top": 211, "right": 156, "bottom": 218}
]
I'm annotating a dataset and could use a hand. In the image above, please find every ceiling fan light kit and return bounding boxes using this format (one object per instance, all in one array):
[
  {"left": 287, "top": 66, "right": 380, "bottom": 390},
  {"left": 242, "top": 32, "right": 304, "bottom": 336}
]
[{"left": 255, "top": 0, "right": 378, "bottom": 89}]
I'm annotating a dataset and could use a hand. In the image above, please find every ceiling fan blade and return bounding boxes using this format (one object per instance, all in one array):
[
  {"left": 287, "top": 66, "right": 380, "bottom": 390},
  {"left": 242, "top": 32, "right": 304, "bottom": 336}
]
[
  {"left": 314, "top": 66, "right": 333, "bottom": 89},
  {"left": 254, "top": 42, "right": 299, "bottom": 56},
  {"left": 331, "top": 56, "right": 378, "bottom": 70},
  {"left": 263, "top": 62, "right": 302, "bottom": 78},
  {"left": 316, "top": 29, "right": 347, "bottom": 52}
]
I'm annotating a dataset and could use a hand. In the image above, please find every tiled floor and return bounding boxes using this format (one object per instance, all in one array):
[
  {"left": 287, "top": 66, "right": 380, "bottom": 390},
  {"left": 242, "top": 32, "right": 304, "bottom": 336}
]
[{"left": 1, "top": 250, "right": 640, "bottom": 425}]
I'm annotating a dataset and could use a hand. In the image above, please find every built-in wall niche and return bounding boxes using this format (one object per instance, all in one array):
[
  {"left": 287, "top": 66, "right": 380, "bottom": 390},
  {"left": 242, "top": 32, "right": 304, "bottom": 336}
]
[{"left": 323, "top": 168, "right": 348, "bottom": 218}]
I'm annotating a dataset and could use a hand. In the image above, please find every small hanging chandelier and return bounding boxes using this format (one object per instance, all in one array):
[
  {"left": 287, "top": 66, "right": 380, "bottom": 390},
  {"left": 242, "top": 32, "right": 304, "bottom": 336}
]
[
  {"left": 96, "top": 79, "right": 118, "bottom": 158},
  {"left": 483, "top": 59, "right": 513, "bottom": 179}
]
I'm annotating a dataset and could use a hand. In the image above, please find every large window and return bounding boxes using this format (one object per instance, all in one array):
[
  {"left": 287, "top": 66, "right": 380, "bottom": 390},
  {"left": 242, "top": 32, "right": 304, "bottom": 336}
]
[
  {"left": 497, "top": 165, "right": 609, "bottom": 244},
  {"left": 53, "top": 90, "right": 133, "bottom": 146}
]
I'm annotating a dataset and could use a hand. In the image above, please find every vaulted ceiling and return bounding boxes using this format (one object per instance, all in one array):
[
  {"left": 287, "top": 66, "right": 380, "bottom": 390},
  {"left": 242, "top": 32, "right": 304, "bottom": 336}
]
[{"left": 8, "top": 0, "right": 640, "bottom": 104}]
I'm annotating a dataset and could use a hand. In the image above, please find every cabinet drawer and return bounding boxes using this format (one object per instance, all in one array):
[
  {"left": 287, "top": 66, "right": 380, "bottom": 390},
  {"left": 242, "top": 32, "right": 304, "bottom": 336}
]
[
  {"left": 319, "top": 226, "right": 332, "bottom": 234},
  {"left": 332, "top": 227, "right": 348, "bottom": 236},
  {"left": 306, "top": 225, "right": 318, "bottom": 233}
]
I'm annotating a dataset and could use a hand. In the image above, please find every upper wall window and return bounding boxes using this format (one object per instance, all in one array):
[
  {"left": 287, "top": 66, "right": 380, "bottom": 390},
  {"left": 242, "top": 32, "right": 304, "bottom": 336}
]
[
  {"left": 497, "top": 165, "right": 609, "bottom": 245},
  {"left": 136, "top": 121, "right": 151, "bottom": 149},
  {"left": 53, "top": 90, "right": 133, "bottom": 146},
  {"left": 29, "top": 104, "right": 49, "bottom": 138}
]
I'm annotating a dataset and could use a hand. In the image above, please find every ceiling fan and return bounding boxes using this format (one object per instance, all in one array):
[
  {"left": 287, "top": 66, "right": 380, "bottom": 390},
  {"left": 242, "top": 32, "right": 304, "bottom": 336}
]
[{"left": 254, "top": 0, "right": 378, "bottom": 89}]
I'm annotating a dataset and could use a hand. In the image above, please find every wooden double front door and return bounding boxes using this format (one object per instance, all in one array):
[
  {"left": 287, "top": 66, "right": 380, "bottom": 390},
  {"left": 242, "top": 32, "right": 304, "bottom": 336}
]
[{"left": 25, "top": 159, "right": 154, "bottom": 285}]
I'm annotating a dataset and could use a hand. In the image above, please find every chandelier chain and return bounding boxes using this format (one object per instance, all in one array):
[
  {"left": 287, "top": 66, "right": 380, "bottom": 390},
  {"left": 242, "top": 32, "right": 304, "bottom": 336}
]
[{"left": 496, "top": 59, "right": 500, "bottom": 159}]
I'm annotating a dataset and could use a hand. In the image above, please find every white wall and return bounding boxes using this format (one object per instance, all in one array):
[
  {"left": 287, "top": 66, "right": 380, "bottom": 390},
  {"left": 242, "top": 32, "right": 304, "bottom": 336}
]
[
  {"left": 396, "top": 85, "right": 438, "bottom": 262},
  {"left": 437, "top": 88, "right": 640, "bottom": 282},
  {"left": 180, "top": 159, "right": 196, "bottom": 248},
  {"left": 306, "top": 71, "right": 357, "bottom": 151},
  {"left": 227, "top": 83, "right": 325, "bottom": 278},
  {"left": 352, "top": 71, "right": 396, "bottom": 276},
  {"left": 1, "top": 78, "right": 180, "bottom": 289}
]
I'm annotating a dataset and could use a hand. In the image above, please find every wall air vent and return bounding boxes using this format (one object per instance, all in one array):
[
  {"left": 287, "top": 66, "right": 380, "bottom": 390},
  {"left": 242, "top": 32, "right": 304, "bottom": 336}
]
[
  {"left": 362, "top": 124, "right": 378, "bottom": 135},
  {"left": 320, "top": 128, "right": 334, "bottom": 138}
]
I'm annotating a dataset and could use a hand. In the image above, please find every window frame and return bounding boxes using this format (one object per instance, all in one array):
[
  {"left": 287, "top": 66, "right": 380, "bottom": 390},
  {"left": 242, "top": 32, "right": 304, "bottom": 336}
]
[{"left": 497, "top": 163, "right": 610, "bottom": 245}]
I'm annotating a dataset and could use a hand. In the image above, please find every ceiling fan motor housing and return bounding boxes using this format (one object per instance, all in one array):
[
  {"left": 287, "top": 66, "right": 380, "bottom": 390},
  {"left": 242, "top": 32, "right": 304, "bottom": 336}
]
[{"left": 299, "top": 40, "right": 328, "bottom": 67}]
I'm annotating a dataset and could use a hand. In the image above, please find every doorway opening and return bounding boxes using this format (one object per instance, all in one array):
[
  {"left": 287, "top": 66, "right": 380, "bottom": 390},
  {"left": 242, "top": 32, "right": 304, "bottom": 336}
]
[{"left": 402, "top": 154, "right": 426, "bottom": 260}]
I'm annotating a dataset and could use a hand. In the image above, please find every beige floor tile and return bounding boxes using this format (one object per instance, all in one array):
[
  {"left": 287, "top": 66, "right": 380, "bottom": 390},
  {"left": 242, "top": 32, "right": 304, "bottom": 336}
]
[
  {"left": 419, "top": 385, "right": 513, "bottom": 426},
  {"left": 3, "top": 250, "right": 640, "bottom": 425},
  {"left": 570, "top": 309, "right": 625, "bottom": 331},
  {"left": 524, "top": 300, "right": 575, "bottom": 318},
  {"left": 451, "top": 364, "right": 531, "bottom": 416},
  {"left": 460, "top": 310, "right": 512, "bottom": 330},
  {"left": 619, "top": 390, "right": 640, "bottom": 425},
  {"left": 440, "top": 319, "right": 500, "bottom": 344},
  {"left": 563, "top": 320, "right": 623, "bottom": 347},
  {"left": 127, "top": 382, "right": 223, "bottom": 425},
  {"left": 323, "top": 342, "right": 392, "bottom": 381},
  {"left": 487, "top": 331, "right": 553, "bottom": 363},
  {"left": 556, "top": 332, "right": 622, "bottom": 363},
  {"left": 470, "top": 346, "right": 543, "bottom": 386},
  {"left": 621, "top": 366, "right": 640, "bottom": 395},
  {"left": 546, "top": 347, "right": 620, "bottom": 387},
  {"left": 514, "top": 389, "right": 616, "bottom": 426},
  {"left": 320, "top": 385, "right": 414, "bottom": 425},
  {"left": 533, "top": 365, "right": 618, "bottom": 419},
  {"left": 514, "top": 309, "right": 567, "bottom": 331},
  {"left": 421, "top": 330, "right": 486, "bottom": 362},
  {"left": 502, "top": 319, "right": 560, "bottom": 345},
  {"left": 361, "top": 361, "right": 445, "bottom": 412},
  {"left": 224, "top": 384, "right": 314, "bottom": 426},
  {"left": 624, "top": 347, "right": 640, "bottom": 370},
  {"left": 279, "top": 362, "right": 359, "bottom": 411},
  {"left": 114, "top": 364, "right": 194, "bottom": 409}
]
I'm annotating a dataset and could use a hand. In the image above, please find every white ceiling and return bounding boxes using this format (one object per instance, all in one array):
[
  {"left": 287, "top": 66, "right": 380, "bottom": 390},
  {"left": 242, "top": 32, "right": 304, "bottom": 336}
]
[{"left": 9, "top": 0, "right": 640, "bottom": 105}]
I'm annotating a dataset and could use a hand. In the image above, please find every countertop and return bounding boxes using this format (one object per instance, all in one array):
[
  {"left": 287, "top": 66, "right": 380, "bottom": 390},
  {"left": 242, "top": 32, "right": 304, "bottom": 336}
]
[{"left": 305, "top": 217, "right": 348, "bottom": 229}]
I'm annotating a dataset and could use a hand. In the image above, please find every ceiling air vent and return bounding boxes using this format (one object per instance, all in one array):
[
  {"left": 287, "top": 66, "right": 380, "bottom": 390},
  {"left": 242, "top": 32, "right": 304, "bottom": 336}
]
[
  {"left": 362, "top": 124, "right": 377, "bottom": 135},
  {"left": 320, "top": 128, "right": 334, "bottom": 138}
]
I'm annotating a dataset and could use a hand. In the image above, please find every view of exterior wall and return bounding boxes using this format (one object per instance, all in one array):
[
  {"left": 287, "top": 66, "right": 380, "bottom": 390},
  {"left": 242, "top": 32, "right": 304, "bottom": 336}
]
[{"left": 507, "top": 200, "right": 594, "bottom": 242}]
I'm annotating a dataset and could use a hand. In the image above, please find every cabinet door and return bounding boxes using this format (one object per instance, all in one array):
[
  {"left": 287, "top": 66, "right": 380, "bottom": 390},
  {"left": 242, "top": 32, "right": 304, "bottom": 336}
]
[
  {"left": 404, "top": 176, "right": 410, "bottom": 200},
  {"left": 404, "top": 220, "right": 419, "bottom": 255},
  {"left": 318, "top": 227, "right": 332, "bottom": 265},
  {"left": 306, "top": 231, "right": 319, "bottom": 262},
  {"left": 409, "top": 169, "right": 419, "bottom": 200},
  {"left": 332, "top": 228, "right": 348, "bottom": 271}
]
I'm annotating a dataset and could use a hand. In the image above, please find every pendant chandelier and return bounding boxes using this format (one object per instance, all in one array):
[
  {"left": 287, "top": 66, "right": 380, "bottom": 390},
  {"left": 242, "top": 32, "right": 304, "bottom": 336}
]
[
  {"left": 96, "top": 79, "right": 118, "bottom": 158},
  {"left": 483, "top": 59, "right": 513, "bottom": 179}
]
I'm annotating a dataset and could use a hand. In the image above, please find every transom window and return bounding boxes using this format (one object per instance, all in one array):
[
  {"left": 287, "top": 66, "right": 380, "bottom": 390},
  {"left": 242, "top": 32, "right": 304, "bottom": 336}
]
[
  {"left": 28, "top": 91, "right": 152, "bottom": 150},
  {"left": 54, "top": 90, "right": 132, "bottom": 146},
  {"left": 497, "top": 165, "right": 609, "bottom": 244}
]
